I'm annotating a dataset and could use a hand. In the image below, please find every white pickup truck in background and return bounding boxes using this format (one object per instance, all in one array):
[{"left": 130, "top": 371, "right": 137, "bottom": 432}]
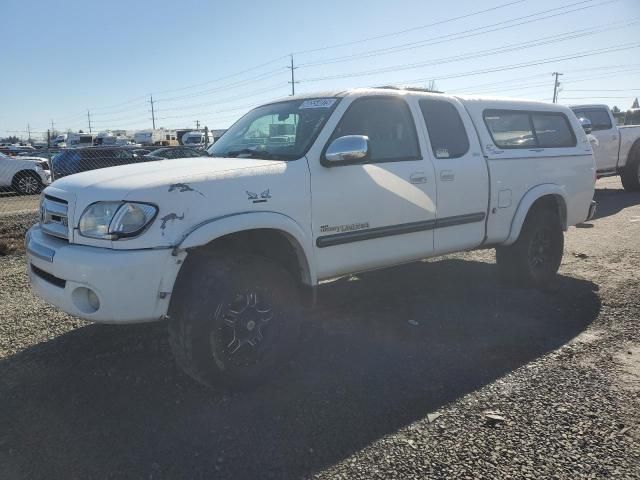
[
  {"left": 26, "top": 88, "right": 596, "bottom": 389},
  {"left": 571, "top": 104, "right": 640, "bottom": 191}
]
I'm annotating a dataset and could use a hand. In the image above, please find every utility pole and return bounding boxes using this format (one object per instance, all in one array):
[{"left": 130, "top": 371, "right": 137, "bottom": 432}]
[
  {"left": 51, "top": 120, "right": 55, "bottom": 134},
  {"left": 47, "top": 129, "right": 51, "bottom": 148},
  {"left": 196, "top": 120, "right": 200, "bottom": 130},
  {"left": 87, "top": 110, "right": 92, "bottom": 133},
  {"left": 288, "top": 54, "right": 299, "bottom": 96},
  {"left": 552, "top": 72, "right": 563, "bottom": 103},
  {"left": 149, "top": 94, "right": 156, "bottom": 130},
  {"left": 27, "top": 124, "right": 31, "bottom": 143}
]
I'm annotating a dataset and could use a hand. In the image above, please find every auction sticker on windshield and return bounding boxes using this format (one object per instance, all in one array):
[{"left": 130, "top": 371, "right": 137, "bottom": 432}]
[{"left": 299, "top": 98, "right": 337, "bottom": 109}]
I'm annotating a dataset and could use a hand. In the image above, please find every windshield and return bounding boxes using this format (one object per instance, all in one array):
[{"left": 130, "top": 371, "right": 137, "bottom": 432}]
[
  {"left": 207, "top": 98, "right": 340, "bottom": 160},
  {"left": 184, "top": 136, "right": 202, "bottom": 144}
]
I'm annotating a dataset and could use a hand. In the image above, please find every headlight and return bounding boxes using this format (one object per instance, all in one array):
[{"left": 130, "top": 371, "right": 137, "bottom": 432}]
[{"left": 78, "top": 202, "right": 158, "bottom": 240}]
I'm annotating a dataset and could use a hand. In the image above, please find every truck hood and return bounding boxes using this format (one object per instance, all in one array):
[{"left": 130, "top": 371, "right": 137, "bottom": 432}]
[{"left": 51, "top": 156, "right": 285, "bottom": 193}]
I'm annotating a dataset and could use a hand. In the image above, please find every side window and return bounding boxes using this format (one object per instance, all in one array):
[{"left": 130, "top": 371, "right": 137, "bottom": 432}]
[
  {"left": 419, "top": 99, "right": 469, "bottom": 158},
  {"left": 573, "top": 109, "right": 612, "bottom": 131},
  {"left": 484, "top": 111, "right": 535, "bottom": 148},
  {"left": 531, "top": 113, "right": 576, "bottom": 148},
  {"left": 330, "top": 97, "right": 420, "bottom": 162}
]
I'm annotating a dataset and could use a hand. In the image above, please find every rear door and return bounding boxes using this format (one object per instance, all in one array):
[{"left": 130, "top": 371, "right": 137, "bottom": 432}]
[
  {"left": 572, "top": 107, "right": 619, "bottom": 172},
  {"left": 417, "top": 97, "right": 488, "bottom": 253}
]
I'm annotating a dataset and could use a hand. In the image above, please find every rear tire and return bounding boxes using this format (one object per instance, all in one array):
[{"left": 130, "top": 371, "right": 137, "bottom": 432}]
[
  {"left": 168, "top": 251, "right": 302, "bottom": 390},
  {"left": 621, "top": 148, "right": 640, "bottom": 192},
  {"left": 12, "top": 171, "right": 42, "bottom": 195},
  {"left": 496, "top": 206, "right": 564, "bottom": 288}
]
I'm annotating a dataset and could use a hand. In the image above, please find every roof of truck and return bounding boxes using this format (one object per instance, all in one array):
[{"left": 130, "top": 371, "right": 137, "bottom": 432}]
[{"left": 268, "top": 87, "right": 562, "bottom": 109}]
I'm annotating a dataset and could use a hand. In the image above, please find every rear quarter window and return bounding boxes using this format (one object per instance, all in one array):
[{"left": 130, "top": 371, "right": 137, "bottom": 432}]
[{"left": 484, "top": 109, "right": 576, "bottom": 149}]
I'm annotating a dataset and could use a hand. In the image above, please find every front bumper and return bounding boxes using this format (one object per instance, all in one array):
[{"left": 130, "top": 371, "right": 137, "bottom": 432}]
[{"left": 26, "top": 225, "right": 183, "bottom": 324}]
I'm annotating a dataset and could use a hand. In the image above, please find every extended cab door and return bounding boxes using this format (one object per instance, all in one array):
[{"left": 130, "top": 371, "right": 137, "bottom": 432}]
[
  {"left": 416, "top": 97, "right": 489, "bottom": 253},
  {"left": 307, "top": 95, "right": 437, "bottom": 280},
  {"left": 571, "top": 107, "right": 619, "bottom": 172}
]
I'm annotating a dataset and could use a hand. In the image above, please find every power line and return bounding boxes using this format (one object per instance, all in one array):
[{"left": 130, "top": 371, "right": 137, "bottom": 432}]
[
  {"left": 293, "top": 0, "right": 526, "bottom": 56},
  {"left": 299, "top": 33, "right": 639, "bottom": 84},
  {"left": 297, "top": 0, "right": 616, "bottom": 69},
  {"left": 361, "top": 43, "right": 640, "bottom": 87}
]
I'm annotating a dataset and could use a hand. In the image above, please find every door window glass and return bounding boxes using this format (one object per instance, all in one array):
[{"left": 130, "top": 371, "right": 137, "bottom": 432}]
[
  {"left": 572, "top": 108, "right": 612, "bottom": 130},
  {"left": 419, "top": 99, "right": 469, "bottom": 158},
  {"left": 330, "top": 97, "right": 420, "bottom": 162}
]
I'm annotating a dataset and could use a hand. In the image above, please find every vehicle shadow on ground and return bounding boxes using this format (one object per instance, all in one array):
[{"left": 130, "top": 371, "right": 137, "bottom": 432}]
[
  {"left": 0, "top": 259, "right": 600, "bottom": 479},
  {"left": 592, "top": 185, "right": 640, "bottom": 220}
]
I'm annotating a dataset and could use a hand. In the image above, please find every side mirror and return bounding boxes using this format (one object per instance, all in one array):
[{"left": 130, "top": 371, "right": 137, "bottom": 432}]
[
  {"left": 323, "top": 135, "right": 370, "bottom": 166},
  {"left": 579, "top": 117, "right": 593, "bottom": 135}
]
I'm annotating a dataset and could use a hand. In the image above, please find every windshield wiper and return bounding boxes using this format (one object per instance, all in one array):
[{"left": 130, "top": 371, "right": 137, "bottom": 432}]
[{"left": 226, "top": 148, "right": 272, "bottom": 159}]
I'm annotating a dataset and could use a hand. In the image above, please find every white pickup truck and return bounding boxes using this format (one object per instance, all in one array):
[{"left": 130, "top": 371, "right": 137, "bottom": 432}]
[
  {"left": 570, "top": 104, "right": 640, "bottom": 191},
  {"left": 26, "top": 88, "right": 596, "bottom": 389}
]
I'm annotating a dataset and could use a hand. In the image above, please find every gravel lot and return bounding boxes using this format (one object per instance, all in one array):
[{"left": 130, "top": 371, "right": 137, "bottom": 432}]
[{"left": 1, "top": 177, "right": 638, "bottom": 479}]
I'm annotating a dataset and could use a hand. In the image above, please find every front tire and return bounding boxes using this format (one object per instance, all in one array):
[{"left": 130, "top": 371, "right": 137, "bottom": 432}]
[
  {"left": 168, "top": 251, "right": 302, "bottom": 390},
  {"left": 496, "top": 207, "right": 564, "bottom": 288},
  {"left": 12, "top": 171, "right": 42, "bottom": 195}
]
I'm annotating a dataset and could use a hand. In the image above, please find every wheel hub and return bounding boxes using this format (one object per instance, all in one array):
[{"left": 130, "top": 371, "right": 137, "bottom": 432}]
[{"left": 221, "top": 292, "right": 273, "bottom": 355}]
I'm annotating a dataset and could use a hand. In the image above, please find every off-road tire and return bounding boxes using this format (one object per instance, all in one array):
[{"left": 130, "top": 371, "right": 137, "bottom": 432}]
[
  {"left": 621, "top": 147, "right": 640, "bottom": 192},
  {"left": 168, "top": 251, "right": 302, "bottom": 390},
  {"left": 12, "top": 171, "right": 42, "bottom": 195},
  {"left": 496, "top": 206, "right": 564, "bottom": 288}
]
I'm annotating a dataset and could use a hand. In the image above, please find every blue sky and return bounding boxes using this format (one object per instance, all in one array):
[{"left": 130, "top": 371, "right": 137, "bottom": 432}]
[{"left": 1, "top": 0, "right": 639, "bottom": 140}]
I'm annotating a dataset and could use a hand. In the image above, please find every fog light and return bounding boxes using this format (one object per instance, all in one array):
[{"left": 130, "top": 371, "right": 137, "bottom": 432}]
[{"left": 72, "top": 287, "right": 100, "bottom": 314}]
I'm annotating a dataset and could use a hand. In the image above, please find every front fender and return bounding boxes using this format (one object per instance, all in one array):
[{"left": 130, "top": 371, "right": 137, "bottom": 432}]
[
  {"left": 503, "top": 184, "right": 568, "bottom": 246},
  {"left": 174, "top": 211, "right": 317, "bottom": 285}
]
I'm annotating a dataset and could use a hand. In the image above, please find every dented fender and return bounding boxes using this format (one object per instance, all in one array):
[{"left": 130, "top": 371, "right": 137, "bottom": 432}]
[{"left": 174, "top": 211, "right": 317, "bottom": 285}]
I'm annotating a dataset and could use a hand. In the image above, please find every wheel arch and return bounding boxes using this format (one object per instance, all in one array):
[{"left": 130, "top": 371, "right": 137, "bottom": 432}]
[
  {"left": 175, "top": 211, "right": 316, "bottom": 287},
  {"left": 503, "top": 185, "right": 568, "bottom": 246}
]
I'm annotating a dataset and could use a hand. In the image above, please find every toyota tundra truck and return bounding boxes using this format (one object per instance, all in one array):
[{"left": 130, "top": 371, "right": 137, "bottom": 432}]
[
  {"left": 571, "top": 104, "right": 640, "bottom": 191},
  {"left": 26, "top": 88, "right": 596, "bottom": 389}
]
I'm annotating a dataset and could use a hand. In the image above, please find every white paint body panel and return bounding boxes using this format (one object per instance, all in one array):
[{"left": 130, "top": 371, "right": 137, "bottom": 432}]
[{"left": 26, "top": 89, "right": 595, "bottom": 324}]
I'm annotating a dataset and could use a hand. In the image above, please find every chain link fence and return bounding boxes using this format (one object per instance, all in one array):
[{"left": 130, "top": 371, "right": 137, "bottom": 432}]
[{"left": 0, "top": 144, "right": 210, "bottom": 254}]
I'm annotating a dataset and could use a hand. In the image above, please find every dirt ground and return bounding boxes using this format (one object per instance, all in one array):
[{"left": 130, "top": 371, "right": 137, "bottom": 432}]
[{"left": 0, "top": 177, "right": 638, "bottom": 479}]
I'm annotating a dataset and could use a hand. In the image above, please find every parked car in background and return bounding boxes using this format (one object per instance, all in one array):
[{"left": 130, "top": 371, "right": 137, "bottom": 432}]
[
  {"left": 51, "top": 147, "right": 153, "bottom": 180},
  {"left": 0, "top": 152, "right": 51, "bottom": 194},
  {"left": 145, "top": 147, "right": 207, "bottom": 160},
  {"left": 27, "top": 88, "right": 596, "bottom": 389},
  {"left": 180, "top": 131, "right": 214, "bottom": 148},
  {"left": 571, "top": 104, "right": 640, "bottom": 191},
  {"left": 53, "top": 134, "right": 67, "bottom": 147},
  {"left": 625, "top": 108, "right": 640, "bottom": 126}
]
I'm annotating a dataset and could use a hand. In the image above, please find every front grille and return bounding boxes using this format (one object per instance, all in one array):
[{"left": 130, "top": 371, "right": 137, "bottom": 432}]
[
  {"left": 31, "top": 264, "right": 66, "bottom": 288},
  {"left": 41, "top": 195, "right": 69, "bottom": 240}
]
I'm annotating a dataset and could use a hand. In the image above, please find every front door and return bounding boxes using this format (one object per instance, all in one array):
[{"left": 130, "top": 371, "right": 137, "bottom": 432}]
[{"left": 308, "top": 95, "right": 437, "bottom": 280}]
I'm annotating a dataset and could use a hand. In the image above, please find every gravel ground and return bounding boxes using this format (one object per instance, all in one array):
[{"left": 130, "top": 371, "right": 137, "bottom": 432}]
[{"left": 0, "top": 177, "right": 638, "bottom": 479}]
